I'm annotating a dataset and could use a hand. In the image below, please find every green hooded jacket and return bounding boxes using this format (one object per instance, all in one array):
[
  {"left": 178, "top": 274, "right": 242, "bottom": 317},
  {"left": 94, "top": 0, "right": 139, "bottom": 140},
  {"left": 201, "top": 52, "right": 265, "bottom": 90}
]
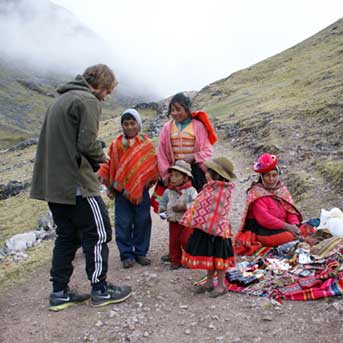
[{"left": 30, "top": 76, "right": 107, "bottom": 204}]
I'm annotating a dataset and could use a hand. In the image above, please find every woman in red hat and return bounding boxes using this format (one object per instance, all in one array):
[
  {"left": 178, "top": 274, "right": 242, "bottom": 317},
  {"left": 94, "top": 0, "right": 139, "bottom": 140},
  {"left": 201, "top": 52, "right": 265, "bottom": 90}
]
[{"left": 234, "top": 154, "right": 303, "bottom": 255}]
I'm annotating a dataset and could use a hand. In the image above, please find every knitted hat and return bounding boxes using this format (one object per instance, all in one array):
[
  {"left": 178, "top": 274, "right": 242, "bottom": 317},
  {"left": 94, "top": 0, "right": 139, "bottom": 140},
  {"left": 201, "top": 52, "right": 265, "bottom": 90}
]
[
  {"left": 253, "top": 154, "right": 278, "bottom": 174},
  {"left": 205, "top": 157, "right": 236, "bottom": 180},
  {"left": 120, "top": 108, "right": 142, "bottom": 131},
  {"left": 168, "top": 160, "right": 193, "bottom": 178}
]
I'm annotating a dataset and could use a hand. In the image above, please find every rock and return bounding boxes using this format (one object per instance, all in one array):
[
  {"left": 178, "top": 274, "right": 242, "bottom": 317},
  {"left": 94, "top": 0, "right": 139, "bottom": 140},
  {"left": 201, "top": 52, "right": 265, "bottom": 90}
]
[
  {"left": 7, "top": 138, "right": 39, "bottom": 152},
  {"left": 331, "top": 301, "right": 343, "bottom": 314},
  {"left": 95, "top": 321, "right": 103, "bottom": 327},
  {"left": 185, "top": 329, "right": 191, "bottom": 335},
  {"left": 5, "top": 231, "right": 37, "bottom": 251},
  {"left": 0, "top": 180, "right": 31, "bottom": 200},
  {"left": 262, "top": 316, "right": 273, "bottom": 321},
  {"left": 109, "top": 311, "right": 116, "bottom": 318}
]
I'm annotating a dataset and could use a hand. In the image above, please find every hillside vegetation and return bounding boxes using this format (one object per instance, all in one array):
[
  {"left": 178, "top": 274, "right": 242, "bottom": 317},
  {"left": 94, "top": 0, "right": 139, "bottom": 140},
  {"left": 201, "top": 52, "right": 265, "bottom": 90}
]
[
  {"left": 1, "top": 17, "right": 342, "bottom": 290},
  {"left": 193, "top": 18, "right": 343, "bottom": 216}
]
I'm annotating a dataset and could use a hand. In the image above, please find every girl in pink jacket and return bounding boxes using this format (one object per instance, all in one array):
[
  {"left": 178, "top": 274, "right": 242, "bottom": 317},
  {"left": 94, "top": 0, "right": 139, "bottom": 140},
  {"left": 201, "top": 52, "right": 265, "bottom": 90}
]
[{"left": 157, "top": 93, "right": 216, "bottom": 192}]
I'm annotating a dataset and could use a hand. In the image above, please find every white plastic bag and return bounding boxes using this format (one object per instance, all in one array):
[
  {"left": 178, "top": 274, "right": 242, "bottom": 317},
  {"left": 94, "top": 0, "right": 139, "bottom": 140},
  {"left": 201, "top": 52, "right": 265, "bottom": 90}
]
[{"left": 317, "top": 208, "right": 343, "bottom": 238}]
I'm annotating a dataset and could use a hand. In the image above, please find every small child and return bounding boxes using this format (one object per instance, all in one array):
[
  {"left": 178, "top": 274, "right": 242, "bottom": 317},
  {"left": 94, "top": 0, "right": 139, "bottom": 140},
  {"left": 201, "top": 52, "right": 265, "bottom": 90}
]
[
  {"left": 180, "top": 157, "right": 236, "bottom": 297},
  {"left": 158, "top": 160, "right": 198, "bottom": 269},
  {"left": 98, "top": 109, "right": 159, "bottom": 269}
]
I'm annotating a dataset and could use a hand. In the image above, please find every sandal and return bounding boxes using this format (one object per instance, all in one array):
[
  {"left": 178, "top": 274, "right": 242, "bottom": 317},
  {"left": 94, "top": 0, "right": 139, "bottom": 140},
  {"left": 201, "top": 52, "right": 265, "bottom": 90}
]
[
  {"left": 193, "top": 284, "right": 215, "bottom": 294},
  {"left": 207, "top": 288, "right": 228, "bottom": 298}
]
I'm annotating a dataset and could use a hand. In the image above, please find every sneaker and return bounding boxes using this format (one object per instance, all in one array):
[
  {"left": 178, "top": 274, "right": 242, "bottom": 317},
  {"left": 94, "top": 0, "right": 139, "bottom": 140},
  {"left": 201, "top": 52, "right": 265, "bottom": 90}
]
[
  {"left": 122, "top": 259, "right": 135, "bottom": 269},
  {"left": 49, "top": 289, "right": 90, "bottom": 312},
  {"left": 90, "top": 283, "right": 132, "bottom": 308},
  {"left": 161, "top": 254, "right": 170, "bottom": 262},
  {"left": 135, "top": 256, "right": 151, "bottom": 266}
]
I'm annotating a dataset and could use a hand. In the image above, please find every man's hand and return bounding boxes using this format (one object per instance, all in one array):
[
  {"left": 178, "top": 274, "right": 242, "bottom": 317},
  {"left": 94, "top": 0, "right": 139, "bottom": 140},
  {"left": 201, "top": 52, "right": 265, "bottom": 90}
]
[{"left": 106, "top": 189, "right": 115, "bottom": 200}]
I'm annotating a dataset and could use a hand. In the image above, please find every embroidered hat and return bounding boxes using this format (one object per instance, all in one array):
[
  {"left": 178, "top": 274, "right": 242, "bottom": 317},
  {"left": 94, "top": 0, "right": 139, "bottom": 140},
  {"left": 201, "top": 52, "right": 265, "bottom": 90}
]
[
  {"left": 253, "top": 154, "right": 278, "bottom": 174},
  {"left": 205, "top": 157, "right": 237, "bottom": 181},
  {"left": 168, "top": 160, "right": 193, "bottom": 178}
]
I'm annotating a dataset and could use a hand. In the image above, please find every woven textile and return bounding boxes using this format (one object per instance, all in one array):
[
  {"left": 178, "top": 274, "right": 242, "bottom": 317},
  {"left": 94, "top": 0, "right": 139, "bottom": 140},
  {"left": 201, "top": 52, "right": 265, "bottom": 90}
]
[
  {"left": 190, "top": 111, "right": 217, "bottom": 145},
  {"left": 180, "top": 180, "right": 235, "bottom": 238},
  {"left": 98, "top": 134, "right": 158, "bottom": 204}
]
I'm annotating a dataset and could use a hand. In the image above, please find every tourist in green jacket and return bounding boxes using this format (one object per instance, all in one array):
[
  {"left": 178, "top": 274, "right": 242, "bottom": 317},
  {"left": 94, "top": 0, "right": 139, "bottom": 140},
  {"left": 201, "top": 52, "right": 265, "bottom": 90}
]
[{"left": 30, "top": 64, "right": 132, "bottom": 311}]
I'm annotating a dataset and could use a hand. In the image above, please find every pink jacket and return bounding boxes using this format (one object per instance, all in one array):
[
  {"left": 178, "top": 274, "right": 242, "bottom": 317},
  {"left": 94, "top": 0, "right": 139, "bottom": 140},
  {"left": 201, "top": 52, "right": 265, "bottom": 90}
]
[
  {"left": 250, "top": 197, "right": 300, "bottom": 230},
  {"left": 157, "top": 119, "right": 213, "bottom": 181}
]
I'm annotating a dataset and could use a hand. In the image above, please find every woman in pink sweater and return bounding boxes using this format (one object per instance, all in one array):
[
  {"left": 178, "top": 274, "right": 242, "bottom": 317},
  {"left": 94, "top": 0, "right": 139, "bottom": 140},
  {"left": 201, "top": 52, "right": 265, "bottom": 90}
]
[
  {"left": 234, "top": 154, "right": 303, "bottom": 255},
  {"left": 157, "top": 93, "right": 216, "bottom": 192},
  {"left": 156, "top": 93, "right": 217, "bottom": 262}
]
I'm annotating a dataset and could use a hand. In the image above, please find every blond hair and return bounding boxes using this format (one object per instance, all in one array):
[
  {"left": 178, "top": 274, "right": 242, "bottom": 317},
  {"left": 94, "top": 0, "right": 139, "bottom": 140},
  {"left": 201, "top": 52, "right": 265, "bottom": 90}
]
[{"left": 82, "top": 64, "right": 118, "bottom": 91}]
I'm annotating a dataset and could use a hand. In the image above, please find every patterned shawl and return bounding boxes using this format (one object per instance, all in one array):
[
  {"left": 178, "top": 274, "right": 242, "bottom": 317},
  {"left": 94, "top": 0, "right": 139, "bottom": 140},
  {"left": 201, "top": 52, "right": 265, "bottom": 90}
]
[
  {"left": 180, "top": 180, "right": 235, "bottom": 238},
  {"left": 238, "top": 181, "right": 302, "bottom": 233},
  {"left": 98, "top": 134, "right": 158, "bottom": 204}
]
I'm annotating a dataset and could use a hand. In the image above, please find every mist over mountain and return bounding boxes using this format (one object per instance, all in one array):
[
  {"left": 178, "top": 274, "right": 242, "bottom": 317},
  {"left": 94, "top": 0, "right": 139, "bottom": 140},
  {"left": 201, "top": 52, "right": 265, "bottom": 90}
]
[{"left": 0, "top": 0, "right": 158, "bottom": 148}]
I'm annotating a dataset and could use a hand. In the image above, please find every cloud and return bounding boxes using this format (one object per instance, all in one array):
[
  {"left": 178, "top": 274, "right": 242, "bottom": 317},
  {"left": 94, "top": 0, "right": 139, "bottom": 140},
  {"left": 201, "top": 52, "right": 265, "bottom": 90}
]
[{"left": 0, "top": 0, "right": 157, "bottom": 99}]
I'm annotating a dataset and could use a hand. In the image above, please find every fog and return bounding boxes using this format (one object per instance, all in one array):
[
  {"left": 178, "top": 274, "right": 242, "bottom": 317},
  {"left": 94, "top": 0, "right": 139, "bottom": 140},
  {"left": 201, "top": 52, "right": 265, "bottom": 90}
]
[
  {"left": 1, "top": 0, "right": 343, "bottom": 99},
  {"left": 0, "top": 0, "right": 155, "bottom": 98}
]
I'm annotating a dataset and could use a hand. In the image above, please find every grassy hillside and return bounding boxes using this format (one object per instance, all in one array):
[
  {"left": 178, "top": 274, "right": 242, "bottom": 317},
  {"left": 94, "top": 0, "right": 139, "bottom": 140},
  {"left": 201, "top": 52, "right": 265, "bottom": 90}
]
[
  {"left": 1, "top": 18, "right": 342, "bottom": 289},
  {"left": 193, "top": 18, "right": 343, "bottom": 216},
  {"left": 0, "top": 60, "right": 144, "bottom": 149}
]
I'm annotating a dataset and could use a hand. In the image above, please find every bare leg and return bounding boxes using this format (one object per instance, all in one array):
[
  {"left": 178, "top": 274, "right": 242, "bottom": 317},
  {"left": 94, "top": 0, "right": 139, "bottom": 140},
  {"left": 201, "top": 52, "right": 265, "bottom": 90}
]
[
  {"left": 216, "top": 270, "right": 226, "bottom": 292},
  {"left": 206, "top": 269, "right": 215, "bottom": 288}
]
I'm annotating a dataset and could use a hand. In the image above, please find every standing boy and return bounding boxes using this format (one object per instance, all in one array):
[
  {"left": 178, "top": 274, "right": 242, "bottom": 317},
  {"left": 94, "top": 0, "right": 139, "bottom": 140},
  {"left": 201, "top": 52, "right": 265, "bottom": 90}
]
[{"left": 98, "top": 109, "right": 159, "bottom": 268}]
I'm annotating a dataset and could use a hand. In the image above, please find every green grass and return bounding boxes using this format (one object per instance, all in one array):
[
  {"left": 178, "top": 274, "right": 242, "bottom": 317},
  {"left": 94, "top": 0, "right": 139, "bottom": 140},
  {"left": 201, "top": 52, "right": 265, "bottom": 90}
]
[
  {"left": 0, "top": 241, "right": 52, "bottom": 293},
  {"left": 0, "top": 192, "right": 48, "bottom": 245}
]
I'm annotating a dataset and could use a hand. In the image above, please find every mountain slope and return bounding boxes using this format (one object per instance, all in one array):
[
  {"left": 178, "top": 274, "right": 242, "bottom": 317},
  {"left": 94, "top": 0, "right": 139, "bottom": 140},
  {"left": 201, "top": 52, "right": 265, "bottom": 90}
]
[
  {"left": 0, "top": 0, "right": 153, "bottom": 148},
  {"left": 193, "top": 18, "right": 343, "bottom": 215}
]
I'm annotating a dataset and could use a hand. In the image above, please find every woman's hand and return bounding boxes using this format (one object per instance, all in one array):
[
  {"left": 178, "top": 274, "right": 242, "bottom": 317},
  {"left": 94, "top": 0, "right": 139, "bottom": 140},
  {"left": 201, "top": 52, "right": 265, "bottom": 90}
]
[
  {"left": 284, "top": 223, "right": 300, "bottom": 237},
  {"left": 182, "top": 154, "right": 195, "bottom": 163}
]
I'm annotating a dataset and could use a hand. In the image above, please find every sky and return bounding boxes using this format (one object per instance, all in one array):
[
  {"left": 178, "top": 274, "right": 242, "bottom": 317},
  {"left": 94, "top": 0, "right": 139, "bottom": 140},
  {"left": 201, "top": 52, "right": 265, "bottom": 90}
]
[{"left": 3, "top": 0, "right": 343, "bottom": 98}]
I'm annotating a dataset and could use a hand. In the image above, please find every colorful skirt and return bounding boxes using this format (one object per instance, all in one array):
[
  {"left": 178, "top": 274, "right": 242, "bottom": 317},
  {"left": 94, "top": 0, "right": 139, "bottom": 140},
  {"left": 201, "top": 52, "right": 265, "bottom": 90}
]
[{"left": 182, "top": 228, "right": 235, "bottom": 270}]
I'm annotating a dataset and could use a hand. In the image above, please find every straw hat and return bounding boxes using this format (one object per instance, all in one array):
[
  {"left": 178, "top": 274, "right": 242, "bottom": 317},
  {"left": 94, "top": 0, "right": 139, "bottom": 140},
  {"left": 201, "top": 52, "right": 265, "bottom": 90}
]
[
  {"left": 205, "top": 157, "right": 236, "bottom": 180},
  {"left": 168, "top": 160, "right": 193, "bottom": 178}
]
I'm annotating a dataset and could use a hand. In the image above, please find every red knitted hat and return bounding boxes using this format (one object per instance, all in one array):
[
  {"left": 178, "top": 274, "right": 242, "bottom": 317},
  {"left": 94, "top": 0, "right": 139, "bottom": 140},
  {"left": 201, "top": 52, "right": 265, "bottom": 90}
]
[{"left": 253, "top": 154, "right": 278, "bottom": 174}]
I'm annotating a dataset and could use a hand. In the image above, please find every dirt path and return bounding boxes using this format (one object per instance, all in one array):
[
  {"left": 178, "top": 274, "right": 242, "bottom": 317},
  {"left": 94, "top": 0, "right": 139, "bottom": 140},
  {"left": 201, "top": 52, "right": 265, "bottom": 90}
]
[{"left": 1, "top": 141, "right": 343, "bottom": 343}]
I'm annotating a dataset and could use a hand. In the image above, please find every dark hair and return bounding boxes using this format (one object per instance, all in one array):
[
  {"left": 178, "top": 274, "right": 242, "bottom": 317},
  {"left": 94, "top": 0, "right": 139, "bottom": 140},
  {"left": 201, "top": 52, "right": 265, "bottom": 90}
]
[
  {"left": 207, "top": 168, "right": 227, "bottom": 182},
  {"left": 168, "top": 93, "right": 192, "bottom": 117},
  {"left": 121, "top": 112, "right": 136, "bottom": 125}
]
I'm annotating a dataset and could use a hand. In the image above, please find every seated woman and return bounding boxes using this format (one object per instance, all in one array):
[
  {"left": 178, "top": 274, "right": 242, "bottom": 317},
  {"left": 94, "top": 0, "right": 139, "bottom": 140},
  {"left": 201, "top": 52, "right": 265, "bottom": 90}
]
[{"left": 234, "top": 154, "right": 303, "bottom": 255}]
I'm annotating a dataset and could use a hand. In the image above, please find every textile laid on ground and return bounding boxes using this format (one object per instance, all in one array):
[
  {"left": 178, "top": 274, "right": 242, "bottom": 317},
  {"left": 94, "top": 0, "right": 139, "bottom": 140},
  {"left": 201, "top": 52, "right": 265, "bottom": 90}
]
[{"left": 194, "top": 226, "right": 343, "bottom": 302}]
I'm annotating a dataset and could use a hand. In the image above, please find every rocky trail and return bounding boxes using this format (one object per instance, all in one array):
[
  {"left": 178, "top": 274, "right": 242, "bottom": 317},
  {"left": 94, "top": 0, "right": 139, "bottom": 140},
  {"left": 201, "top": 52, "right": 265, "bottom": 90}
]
[{"left": 1, "top": 141, "right": 343, "bottom": 343}]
